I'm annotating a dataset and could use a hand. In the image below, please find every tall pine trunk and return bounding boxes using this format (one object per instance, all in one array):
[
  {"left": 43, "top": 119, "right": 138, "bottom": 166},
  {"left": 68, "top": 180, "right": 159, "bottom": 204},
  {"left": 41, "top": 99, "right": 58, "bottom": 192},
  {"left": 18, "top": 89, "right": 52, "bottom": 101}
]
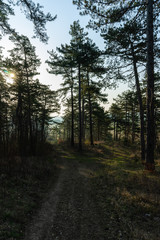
[
  {"left": 131, "top": 42, "right": 146, "bottom": 161},
  {"left": 0, "top": 96, "right": 2, "bottom": 156},
  {"left": 124, "top": 100, "right": 128, "bottom": 142},
  {"left": 87, "top": 71, "right": 94, "bottom": 145},
  {"left": 113, "top": 119, "right": 116, "bottom": 141},
  {"left": 24, "top": 53, "right": 34, "bottom": 155},
  {"left": 82, "top": 91, "right": 85, "bottom": 141},
  {"left": 131, "top": 103, "right": 135, "bottom": 144},
  {"left": 17, "top": 90, "right": 24, "bottom": 157},
  {"left": 71, "top": 74, "right": 74, "bottom": 147},
  {"left": 78, "top": 63, "right": 82, "bottom": 151},
  {"left": 146, "top": 0, "right": 155, "bottom": 170},
  {"left": 41, "top": 109, "right": 46, "bottom": 143}
]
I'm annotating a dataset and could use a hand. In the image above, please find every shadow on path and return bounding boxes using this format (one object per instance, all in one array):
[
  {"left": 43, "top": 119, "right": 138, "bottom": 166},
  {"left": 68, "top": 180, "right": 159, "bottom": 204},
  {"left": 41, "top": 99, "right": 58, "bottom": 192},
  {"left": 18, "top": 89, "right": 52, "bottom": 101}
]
[{"left": 24, "top": 158, "right": 105, "bottom": 240}]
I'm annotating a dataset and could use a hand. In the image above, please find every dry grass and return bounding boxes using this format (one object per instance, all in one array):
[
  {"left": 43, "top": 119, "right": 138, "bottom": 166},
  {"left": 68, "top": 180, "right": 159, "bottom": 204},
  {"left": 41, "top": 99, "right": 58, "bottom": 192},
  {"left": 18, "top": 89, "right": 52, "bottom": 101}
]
[
  {"left": 0, "top": 152, "right": 58, "bottom": 240},
  {"left": 1, "top": 141, "right": 160, "bottom": 240},
  {"left": 91, "top": 141, "right": 160, "bottom": 240}
]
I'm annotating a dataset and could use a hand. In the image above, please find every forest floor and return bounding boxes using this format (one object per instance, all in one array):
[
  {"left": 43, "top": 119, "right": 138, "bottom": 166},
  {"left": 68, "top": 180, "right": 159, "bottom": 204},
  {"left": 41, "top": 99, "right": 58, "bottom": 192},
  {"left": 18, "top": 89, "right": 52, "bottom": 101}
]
[{"left": 1, "top": 142, "right": 160, "bottom": 239}]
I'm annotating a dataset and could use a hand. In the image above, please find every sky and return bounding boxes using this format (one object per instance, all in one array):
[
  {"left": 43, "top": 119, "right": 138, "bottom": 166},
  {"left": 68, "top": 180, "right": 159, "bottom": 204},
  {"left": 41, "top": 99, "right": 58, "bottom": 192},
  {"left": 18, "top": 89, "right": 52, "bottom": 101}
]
[{"left": 1, "top": 0, "right": 129, "bottom": 110}]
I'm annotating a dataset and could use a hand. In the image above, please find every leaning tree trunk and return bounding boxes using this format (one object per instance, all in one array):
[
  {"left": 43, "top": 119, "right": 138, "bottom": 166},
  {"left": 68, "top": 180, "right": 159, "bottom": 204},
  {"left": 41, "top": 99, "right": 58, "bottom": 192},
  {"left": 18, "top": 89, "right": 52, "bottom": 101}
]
[
  {"left": 131, "top": 42, "right": 146, "bottom": 162},
  {"left": 146, "top": 0, "right": 155, "bottom": 171}
]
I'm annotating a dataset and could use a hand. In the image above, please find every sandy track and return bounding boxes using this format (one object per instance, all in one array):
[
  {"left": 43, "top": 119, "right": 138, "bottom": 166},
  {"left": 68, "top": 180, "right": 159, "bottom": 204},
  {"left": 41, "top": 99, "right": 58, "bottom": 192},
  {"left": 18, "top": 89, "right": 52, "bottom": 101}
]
[{"left": 24, "top": 159, "right": 106, "bottom": 240}]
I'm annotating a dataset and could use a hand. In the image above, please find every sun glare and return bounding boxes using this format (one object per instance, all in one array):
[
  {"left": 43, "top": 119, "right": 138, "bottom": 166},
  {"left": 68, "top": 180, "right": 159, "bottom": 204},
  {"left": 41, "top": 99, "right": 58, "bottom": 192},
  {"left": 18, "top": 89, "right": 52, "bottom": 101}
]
[
  {"left": 6, "top": 72, "right": 15, "bottom": 84},
  {"left": 10, "top": 73, "right": 15, "bottom": 78}
]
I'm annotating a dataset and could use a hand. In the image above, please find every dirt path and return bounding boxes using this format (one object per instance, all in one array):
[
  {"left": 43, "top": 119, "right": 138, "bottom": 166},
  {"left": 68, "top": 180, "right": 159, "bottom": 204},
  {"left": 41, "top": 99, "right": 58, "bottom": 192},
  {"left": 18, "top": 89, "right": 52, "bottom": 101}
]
[{"left": 24, "top": 158, "right": 106, "bottom": 240}]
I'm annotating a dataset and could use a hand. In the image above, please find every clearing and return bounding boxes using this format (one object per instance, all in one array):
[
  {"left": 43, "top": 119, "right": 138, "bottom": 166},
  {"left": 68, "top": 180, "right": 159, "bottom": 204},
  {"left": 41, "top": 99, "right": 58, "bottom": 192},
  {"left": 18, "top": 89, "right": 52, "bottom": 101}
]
[{"left": 1, "top": 143, "right": 160, "bottom": 240}]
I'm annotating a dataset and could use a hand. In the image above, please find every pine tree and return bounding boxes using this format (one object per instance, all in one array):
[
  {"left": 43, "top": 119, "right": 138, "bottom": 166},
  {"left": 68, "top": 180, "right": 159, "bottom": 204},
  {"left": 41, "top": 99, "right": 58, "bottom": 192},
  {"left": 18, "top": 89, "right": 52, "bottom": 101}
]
[
  {"left": 47, "top": 48, "right": 76, "bottom": 147},
  {"left": 0, "top": 0, "right": 56, "bottom": 42},
  {"left": 73, "top": 0, "right": 160, "bottom": 168},
  {"left": 102, "top": 20, "right": 146, "bottom": 161}
]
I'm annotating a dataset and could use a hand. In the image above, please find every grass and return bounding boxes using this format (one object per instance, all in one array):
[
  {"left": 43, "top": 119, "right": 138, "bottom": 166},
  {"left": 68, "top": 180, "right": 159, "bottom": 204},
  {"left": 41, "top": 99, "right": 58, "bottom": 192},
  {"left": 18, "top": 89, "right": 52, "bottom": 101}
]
[
  {"left": 0, "top": 152, "right": 58, "bottom": 240},
  {"left": 1, "top": 141, "right": 160, "bottom": 239},
  {"left": 58, "top": 141, "right": 160, "bottom": 239},
  {"left": 90, "top": 141, "right": 160, "bottom": 240}
]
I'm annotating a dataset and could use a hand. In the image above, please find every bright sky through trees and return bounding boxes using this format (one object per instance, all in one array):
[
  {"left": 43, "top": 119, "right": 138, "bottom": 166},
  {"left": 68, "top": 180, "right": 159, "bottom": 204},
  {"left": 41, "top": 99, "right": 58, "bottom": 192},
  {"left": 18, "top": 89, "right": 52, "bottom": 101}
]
[{"left": 1, "top": 0, "right": 128, "bottom": 109}]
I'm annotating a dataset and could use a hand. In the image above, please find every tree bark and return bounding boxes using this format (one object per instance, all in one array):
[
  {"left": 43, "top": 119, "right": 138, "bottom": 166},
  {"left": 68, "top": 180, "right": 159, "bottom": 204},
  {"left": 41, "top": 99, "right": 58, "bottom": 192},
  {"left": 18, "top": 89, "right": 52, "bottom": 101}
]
[
  {"left": 116, "top": 122, "right": 118, "bottom": 141},
  {"left": 24, "top": 53, "right": 34, "bottom": 155},
  {"left": 131, "top": 42, "right": 146, "bottom": 161},
  {"left": 124, "top": 100, "right": 128, "bottom": 142},
  {"left": 82, "top": 91, "right": 85, "bottom": 141},
  {"left": 16, "top": 89, "right": 24, "bottom": 157},
  {"left": 131, "top": 103, "right": 135, "bottom": 144},
  {"left": 146, "top": 0, "right": 155, "bottom": 170},
  {"left": 78, "top": 63, "right": 82, "bottom": 151},
  {"left": 71, "top": 76, "right": 74, "bottom": 147},
  {"left": 41, "top": 98, "right": 46, "bottom": 144},
  {"left": 87, "top": 71, "right": 94, "bottom": 145},
  {"left": 113, "top": 119, "right": 116, "bottom": 141}
]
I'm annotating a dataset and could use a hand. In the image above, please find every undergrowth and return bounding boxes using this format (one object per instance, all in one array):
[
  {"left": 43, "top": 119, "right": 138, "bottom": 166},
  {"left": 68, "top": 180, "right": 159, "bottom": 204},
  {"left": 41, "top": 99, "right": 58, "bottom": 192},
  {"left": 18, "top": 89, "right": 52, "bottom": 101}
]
[
  {"left": 0, "top": 147, "right": 58, "bottom": 240},
  {"left": 90, "top": 141, "right": 160, "bottom": 240},
  {"left": 1, "top": 141, "right": 160, "bottom": 240}
]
